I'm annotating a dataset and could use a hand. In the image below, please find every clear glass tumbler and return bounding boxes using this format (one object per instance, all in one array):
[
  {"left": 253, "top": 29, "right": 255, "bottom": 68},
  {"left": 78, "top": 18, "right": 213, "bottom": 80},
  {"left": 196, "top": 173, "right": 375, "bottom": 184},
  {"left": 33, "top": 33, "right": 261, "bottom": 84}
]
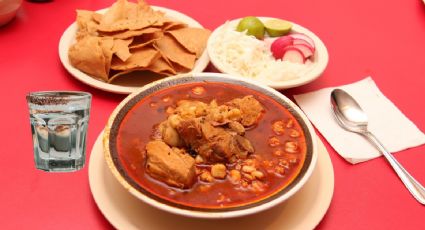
[{"left": 26, "top": 91, "right": 92, "bottom": 172}]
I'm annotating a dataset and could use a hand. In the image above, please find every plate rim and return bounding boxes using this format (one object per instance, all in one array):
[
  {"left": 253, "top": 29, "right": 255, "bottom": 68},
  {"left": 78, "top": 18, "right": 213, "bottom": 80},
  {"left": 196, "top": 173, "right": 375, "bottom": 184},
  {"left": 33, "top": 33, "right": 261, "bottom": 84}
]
[
  {"left": 58, "top": 6, "right": 210, "bottom": 94},
  {"left": 88, "top": 130, "right": 334, "bottom": 229},
  {"left": 206, "top": 17, "right": 329, "bottom": 90}
]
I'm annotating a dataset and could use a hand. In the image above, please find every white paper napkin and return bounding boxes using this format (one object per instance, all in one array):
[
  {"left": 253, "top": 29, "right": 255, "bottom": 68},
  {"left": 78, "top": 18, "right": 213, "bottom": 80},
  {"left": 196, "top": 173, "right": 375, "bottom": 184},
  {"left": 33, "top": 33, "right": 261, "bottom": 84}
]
[{"left": 293, "top": 77, "right": 425, "bottom": 164}]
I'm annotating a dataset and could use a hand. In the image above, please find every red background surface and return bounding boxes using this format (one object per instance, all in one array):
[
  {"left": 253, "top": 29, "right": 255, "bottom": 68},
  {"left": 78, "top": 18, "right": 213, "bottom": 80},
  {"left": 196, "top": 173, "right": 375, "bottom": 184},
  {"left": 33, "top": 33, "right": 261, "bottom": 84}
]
[{"left": 1, "top": 0, "right": 424, "bottom": 229}]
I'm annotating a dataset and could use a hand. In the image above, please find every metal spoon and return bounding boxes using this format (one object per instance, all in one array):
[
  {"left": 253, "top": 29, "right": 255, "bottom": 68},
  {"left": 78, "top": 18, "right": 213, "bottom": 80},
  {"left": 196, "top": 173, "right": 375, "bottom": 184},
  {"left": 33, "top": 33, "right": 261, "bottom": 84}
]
[{"left": 331, "top": 88, "right": 425, "bottom": 205}]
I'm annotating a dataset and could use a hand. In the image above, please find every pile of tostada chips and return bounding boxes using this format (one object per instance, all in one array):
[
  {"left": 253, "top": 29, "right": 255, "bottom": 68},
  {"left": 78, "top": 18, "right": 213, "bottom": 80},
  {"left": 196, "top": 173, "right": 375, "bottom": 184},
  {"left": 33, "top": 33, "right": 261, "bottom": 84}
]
[{"left": 68, "top": 0, "right": 211, "bottom": 83}]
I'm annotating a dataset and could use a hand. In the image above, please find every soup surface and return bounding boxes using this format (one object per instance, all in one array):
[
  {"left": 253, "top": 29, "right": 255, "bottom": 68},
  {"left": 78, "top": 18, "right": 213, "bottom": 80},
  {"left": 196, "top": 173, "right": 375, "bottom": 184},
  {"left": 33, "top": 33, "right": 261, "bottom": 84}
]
[{"left": 116, "top": 82, "right": 307, "bottom": 209}]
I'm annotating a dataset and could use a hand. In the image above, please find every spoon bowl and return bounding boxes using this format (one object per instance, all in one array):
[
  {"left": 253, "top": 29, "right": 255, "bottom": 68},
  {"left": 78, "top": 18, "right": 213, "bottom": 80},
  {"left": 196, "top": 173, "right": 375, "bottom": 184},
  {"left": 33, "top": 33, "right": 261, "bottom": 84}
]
[{"left": 331, "top": 89, "right": 368, "bottom": 132}]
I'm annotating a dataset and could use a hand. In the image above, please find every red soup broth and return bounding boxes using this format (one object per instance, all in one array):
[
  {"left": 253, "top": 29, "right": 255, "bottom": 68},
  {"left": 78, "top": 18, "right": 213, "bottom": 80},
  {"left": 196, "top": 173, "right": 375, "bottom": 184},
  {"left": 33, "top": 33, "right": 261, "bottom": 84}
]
[{"left": 116, "top": 82, "right": 307, "bottom": 209}]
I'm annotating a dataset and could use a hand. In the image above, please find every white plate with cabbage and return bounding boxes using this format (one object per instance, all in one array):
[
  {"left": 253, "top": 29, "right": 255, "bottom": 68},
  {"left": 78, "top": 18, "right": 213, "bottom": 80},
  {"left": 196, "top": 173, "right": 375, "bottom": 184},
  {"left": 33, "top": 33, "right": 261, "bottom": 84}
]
[{"left": 207, "top": 17, "right": 329, "bottom": 90}]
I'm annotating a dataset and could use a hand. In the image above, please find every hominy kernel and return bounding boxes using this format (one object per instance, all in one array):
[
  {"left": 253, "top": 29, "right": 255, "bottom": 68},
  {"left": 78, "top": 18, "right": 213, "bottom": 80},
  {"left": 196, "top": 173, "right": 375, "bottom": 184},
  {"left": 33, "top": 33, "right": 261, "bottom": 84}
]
[
  {"left": 192, "top": 86, "right": 206, "bottom": 95},
  {"left": 285, "top": 141, "right": 298, "bottom": 153},
  {"left": 244, "top": 159, "right": 253, "bottom": 165},
  {"left": 268, "top": 136, "right": 281, "bottom": 147},
  {"left": 279, "top": 159, "right": 289, "bottom": 168},
  {"left": 275, "top": 166, "right": 285, "bottom": 175},
  {"left": 162, "top": 96, "right": 171, "bottom": 102},
  {"left": 286, "top": 119, "right": 294, "bottom": 128},
  {"left": 244, "top": 159, "right": 254, "bottom": 166},
  {"left": 217, "top": 193, "right": 226, "bottom": 203},
  {"left": 273, "top": 149, "right": 284, "bottom": 156},
  {"left": 149, "top": 102, "right": 157, "bottom": 107},
  {"left": 165, "top": 106, "right": 175, "bottom": 114},
  {"left": 195, "top": 155, "right": 204, "bottom": 164},
  {"left": 242, "top": 165, "right": 255, "bottom": 173},
  {"left": 252, "top": 170, "right": 264, "bottom": 179},
  {"left": 200, "top": 171, "right": 214, "bottom": 182},
  {"left": 289, "top": 129, "right": 300, "bottom": 137},
  {"left": 229, "top": 170, "right": 241, "bottom": 182},
  {"left": 262, "top": 160, "right": 274, "bottom": 168},
  {"left": 168, "top": 114, "right": 182, "bottom": 128},
  {"left": 227, "top": 108, "right": 242, "bottom": 120},
  {"left": 289, "top": 158, "right": 298, "bottom": 164},
  {"left": 198, "top": 184, "right": 211, "bottom": 192},
  {"left": 272, "top": 120, "right": 285, "bottom": 135},
  {"left": 251, "top": 181, "right": 265, "bottom": 192},
  {"left": 243, "top": 173, "right": 254, "bottom": 180},
  {"left": 211, "top": 164, "right": 227, "bottom": 179}
]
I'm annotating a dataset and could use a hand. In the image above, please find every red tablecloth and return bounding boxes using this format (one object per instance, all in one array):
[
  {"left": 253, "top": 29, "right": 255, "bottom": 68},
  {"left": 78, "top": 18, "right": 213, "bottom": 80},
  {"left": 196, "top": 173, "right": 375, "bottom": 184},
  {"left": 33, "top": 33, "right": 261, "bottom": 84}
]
[{"left": 1, "top": 0, "right": 424, "bottom": 229}]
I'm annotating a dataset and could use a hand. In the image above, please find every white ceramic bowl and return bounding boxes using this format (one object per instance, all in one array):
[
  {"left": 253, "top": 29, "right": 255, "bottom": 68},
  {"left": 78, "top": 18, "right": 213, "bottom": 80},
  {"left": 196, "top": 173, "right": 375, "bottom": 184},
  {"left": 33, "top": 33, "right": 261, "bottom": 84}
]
[
  {"left": 207, "top": 17, "right": 329, "bottom": 90},
  {"left": 103, "top": 72, "right": 318, "bottom": 218},
  {"left": 0, "top": 0, "right": 21, "bottom": 26}
]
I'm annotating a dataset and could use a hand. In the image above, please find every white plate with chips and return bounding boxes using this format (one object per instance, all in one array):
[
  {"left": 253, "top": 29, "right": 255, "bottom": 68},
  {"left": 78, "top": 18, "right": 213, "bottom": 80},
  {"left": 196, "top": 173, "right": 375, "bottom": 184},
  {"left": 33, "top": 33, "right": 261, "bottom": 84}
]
[{"left": 59, "top": 6, "right": 210, "bottom": 94}]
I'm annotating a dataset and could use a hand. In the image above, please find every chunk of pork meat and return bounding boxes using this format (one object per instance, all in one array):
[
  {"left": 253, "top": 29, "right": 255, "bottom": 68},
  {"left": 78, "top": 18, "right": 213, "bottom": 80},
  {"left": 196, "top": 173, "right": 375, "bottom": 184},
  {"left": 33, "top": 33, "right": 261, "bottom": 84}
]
[
  {"left": 227, "top": 121, "right": 245, "bottom": 135},
  {"left": 226, "top": 95, "right": 264, "bottom": 127},
  {"left": 175, "top": 118, "right": 254, "bottom": 163},
  {"left": 145, "top": 140, "right": 196, "bottom": 189},
  {"left": 157, "top": 120, "right": 183, "bottom": 147},
  {"left": 174, "top": 100, "right": 208, "bottom": 119}
]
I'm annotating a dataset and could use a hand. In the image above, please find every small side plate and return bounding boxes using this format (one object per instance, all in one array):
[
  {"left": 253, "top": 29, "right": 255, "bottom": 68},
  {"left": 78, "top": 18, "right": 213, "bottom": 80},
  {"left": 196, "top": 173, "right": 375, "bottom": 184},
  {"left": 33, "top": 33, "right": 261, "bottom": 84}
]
[{"left": 207, "top": 17, "right": 329, "bottom": 90}]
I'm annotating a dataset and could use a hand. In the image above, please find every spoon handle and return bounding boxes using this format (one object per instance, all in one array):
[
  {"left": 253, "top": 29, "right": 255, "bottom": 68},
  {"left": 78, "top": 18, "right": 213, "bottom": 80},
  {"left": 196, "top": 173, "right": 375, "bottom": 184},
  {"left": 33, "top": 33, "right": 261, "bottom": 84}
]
[{"left": 363, "top": 131, "right": 425, "bottom": 205}]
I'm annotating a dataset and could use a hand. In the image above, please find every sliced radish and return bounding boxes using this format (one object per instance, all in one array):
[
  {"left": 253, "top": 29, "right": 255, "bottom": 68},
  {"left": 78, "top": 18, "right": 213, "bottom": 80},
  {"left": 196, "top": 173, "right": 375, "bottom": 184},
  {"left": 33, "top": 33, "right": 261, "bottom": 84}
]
[
  {"left": 282, "top": 47, "right": 305, "bottom": 64},
  {"left": 270, "top": 36, "right": 294, "bottom": 59},
  {"left": 292, "top": 38, "right": 315, "bottom": 52},
  {"left": 292, "top": 44, "right": 313, "bottom": 58},
  {"left": 289, "top": 33, "right": 315, "bottom": 49}
]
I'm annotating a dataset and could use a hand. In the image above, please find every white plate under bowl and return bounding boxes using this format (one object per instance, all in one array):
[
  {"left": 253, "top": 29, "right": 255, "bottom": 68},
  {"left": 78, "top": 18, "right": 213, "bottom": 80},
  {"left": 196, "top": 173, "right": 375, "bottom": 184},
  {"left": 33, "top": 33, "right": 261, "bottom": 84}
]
[
  {"left": 58, "top": 6, "right": 210, "bottom": 94},
  {"left": 89, "top": 131, "right": 334, "bottom": 230},
  {"left": 207, "top": 17, "right": 329, "bottom": 90}
]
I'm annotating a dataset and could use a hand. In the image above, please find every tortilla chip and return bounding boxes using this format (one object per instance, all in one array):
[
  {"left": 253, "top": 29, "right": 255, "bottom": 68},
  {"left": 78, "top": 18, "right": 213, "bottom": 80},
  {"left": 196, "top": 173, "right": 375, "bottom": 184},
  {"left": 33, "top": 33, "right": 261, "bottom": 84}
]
[
  {"left": 100, "top": 37, "right": 114, "bottom": 76},
  {"left": 108, "top": 69, "right": 136, "bottom": 83},
  {"left": 162, "top": 21, "right": 188, "bottom": 31},
  {"left": 167, "top": 28, "right": 211, "bottom": 58},
  {"left": 146, "top": 57, "right": 176, "bottom": 76},
  {"left": 111, "top": 46, "right": 161, "bottom": 70},
  {"left": 98, "top": 0, "right": 163, "bottom": 32},
  {"left": 112, "top": 38, "right": 133, "bottom": 62},
  {"left": 152, "top": 43, "right": 173, "bottom": 67},
  {"left": 98, "top": 0, "right": 127, "bottom": 29},
  {"left": 76, "top": 10, "right": 100, "bottom": 40},
  {"left": 69, "top": 36, "right": 108, "bottom": 81},
  {"left": 92, "top": 13, "right": 103, "bottom": 24},
  {"left": 154, "top": 34, "right": 196, "bottom": 70},
  {"left": 129, "top": 39, "right": 155, "bottom": 50},
  {"left": 133, "top": 0, "right": 165, "bottom": 28},
  {"left": 99, "top": 27, "right": 161, "bottom": 40},
  {"left": 130, "top": 31, "right": 163, "bottom": 49}
]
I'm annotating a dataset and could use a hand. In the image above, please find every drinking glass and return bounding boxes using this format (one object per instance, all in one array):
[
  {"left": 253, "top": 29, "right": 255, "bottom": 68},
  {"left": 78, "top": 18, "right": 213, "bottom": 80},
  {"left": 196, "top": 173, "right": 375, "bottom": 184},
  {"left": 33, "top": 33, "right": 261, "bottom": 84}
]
[{"left": 26, "top": 91, "right": 91, "bottom": 172}]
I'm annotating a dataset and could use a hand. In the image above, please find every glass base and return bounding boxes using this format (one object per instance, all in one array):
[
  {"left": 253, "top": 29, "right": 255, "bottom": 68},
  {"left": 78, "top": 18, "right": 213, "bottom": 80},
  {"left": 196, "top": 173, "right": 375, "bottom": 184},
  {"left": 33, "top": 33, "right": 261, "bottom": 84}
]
[{"left": 35, "top": 158, "right": 85, "bottom": 172}]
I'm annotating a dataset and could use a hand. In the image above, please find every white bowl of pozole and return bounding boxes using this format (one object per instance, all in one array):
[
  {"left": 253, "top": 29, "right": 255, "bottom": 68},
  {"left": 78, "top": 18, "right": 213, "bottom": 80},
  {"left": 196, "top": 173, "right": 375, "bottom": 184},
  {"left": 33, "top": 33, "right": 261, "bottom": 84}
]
[{"left": 103, "top": 72, "right": 318, "bottom": 218}]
